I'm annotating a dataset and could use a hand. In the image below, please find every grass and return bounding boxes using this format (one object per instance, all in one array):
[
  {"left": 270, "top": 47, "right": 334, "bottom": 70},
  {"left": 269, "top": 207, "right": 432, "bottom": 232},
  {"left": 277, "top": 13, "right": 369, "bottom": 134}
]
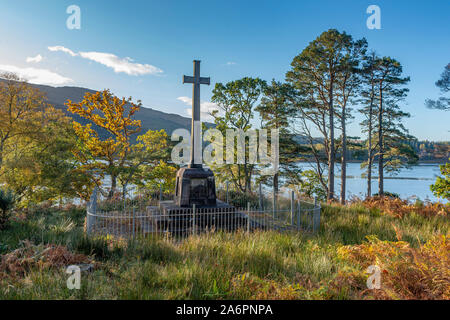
[{"left": 0, "top": 200, "right": 448, "bottom": 300}]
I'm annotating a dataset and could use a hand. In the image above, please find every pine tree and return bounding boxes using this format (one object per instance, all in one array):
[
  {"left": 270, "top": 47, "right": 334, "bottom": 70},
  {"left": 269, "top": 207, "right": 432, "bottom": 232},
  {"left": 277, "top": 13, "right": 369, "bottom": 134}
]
[
  {"left": 286, "top": 29, "right": 366, "bottom": 201},
  {"left": 360, "top": 56, "right": 416, "bottom": 196},
  {"left": 426, "top": 63, "right": 450, "bottom": 111},
  {"left": 256, "top": 80, "right": 304, "bottom": 193}
]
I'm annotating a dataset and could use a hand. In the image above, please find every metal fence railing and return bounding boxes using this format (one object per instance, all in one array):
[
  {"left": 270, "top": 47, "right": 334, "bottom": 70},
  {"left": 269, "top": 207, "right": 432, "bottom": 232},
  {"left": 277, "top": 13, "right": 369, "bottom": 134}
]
[{"left": 86, "top": 186, "right": 321, "bottom": 241}]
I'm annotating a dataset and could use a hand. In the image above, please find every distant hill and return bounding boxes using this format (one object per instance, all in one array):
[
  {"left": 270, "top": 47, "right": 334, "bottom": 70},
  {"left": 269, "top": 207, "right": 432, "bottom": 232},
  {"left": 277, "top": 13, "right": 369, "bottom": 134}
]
[{"left": 23, "top": 82, "right": 200, "bottom": 138}]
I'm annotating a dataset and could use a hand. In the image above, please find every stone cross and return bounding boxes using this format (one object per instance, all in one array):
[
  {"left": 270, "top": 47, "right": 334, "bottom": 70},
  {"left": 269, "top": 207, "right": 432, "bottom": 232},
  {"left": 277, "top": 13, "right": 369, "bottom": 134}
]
[{"left": 183, "top": 60, "right": 210, "bottom": 168}]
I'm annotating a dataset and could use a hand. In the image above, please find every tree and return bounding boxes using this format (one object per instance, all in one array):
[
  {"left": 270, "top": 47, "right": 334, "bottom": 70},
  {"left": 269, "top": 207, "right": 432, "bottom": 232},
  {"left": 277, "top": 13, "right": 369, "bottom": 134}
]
[
  {"left": 211, "top": 77, "right": 266, "bottom": 193},
  {"left": 137, "top": 160, "right": 177, "bottom": 194},
  {"left": 372, "top": 57, "right": 413, "bottom": 196},
  {"left": 0, "top": 113, "right": 94, "bottom": 204},
  {"left": 359, "top": 52, "right": 381, "bottom": 197},
  {"left": 256, "top": 80, "right": 304, "bottom": 194},
  {"left": 0, "top": 73, "right": 47, "bottom": 168},
  {"left": 65, "top": 89, "right": 142, "bottom": 199},
  {"left": 298, "top": 170, "right": 327, "bottom": 201},
  {"left": 118, "top": 129, "right": 175, "bottom": 197},
  {"left": 0, "top": 73, "right": 89, "bottom": 205},
  {"left": 286, "top": 29, "right": 366, "bottom": 201},
  {"left": 426, "top": 63, "right": 450, "bottom": 111},
  {"left": 334, "top": 38, "right": 367, "bottom": 204},
  {"left": 430, "top": 159, "right": 450, "bottom": 201}
]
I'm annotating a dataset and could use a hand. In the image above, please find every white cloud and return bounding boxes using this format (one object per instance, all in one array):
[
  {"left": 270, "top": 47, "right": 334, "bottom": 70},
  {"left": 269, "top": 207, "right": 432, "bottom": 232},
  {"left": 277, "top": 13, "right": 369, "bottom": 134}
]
[
  {"left": 0, "top": 64, "right": 72, "bottom": 85},
  {"left": 79, "top": 51, "right": 162, "bottom": 75},
  {"left": 26, "top": 54, "right": 43, "bottom": 63},
  {"left": 177, "top": 96, "right": 191, "bottom": 105},
  {"left": 48, "top": 45, "right": 77, "bottom": 57},
  {"left": 48, "top": 45, "right": 163, "bottom": 75},
  {"left": 177, "top": 96, "right": 220, "bottom": 121},
  {"left": 226, "top": 61, "right": 236, "bottom": 65}
]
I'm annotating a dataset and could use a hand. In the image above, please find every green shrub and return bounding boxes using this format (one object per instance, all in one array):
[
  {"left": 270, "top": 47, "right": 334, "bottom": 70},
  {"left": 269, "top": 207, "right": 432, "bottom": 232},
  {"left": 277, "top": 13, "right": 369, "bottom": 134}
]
[
  {"left": 0, "top": 188, "right": 16, "bottom": 230},
  {"left": 71, "top": 235, "right": 111, "bottom": 259},
  {"left": 226, "top": 190, "right": 260, "bottom": 208},
  {"left": 373, "top": 191, "right": 400, "bottom": 199}
]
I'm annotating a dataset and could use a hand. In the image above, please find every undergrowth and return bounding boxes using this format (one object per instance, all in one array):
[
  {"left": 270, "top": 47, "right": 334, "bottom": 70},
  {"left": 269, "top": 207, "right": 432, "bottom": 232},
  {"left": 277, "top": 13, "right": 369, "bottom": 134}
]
[{"left": 0, "top": 199, "right": 448, "bottom": 300}]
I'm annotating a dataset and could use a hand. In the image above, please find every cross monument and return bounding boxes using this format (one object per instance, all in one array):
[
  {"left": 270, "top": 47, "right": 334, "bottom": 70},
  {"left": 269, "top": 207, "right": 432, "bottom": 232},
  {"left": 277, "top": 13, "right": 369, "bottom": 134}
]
[{"left": 183, "top": 60, "right": 210, "bottom": 168}]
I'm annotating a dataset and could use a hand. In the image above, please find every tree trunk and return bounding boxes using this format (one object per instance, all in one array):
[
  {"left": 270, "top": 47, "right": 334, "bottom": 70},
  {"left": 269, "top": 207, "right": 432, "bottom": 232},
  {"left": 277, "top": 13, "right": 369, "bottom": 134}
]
[
  {"left": 378, "top": 87, "right": 384, "bottom": 197},
  {"left": 273, "top": 172, "right": 279, "bottom": 193},
  {"left": 328, "top": 79, "right": 335, "bottom": 202},
  {"left": 340, "top": 112, "right": 347, "bottom": 204},
  {"left": 108, "top": 174, "right": 117, "bottom": 200},
  {"left": 0, "top": 141, "right": 4, "bottom": 170},
  {"left": 367, "top": 156, "right": 372, "bottom": 198},
  {"left": 367, "top": 103, "right": 373, "bottom": 198},
  {"left": 243, "top": 163, "right": 250, "bottom": 193},
  {"left": 122, "top": 183, "right": 127, "bottom": 199}
]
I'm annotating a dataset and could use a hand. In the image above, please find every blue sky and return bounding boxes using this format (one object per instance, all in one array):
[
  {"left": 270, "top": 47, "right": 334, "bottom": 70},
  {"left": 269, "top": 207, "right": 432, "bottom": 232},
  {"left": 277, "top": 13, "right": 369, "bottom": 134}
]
[{"left": 0, "top": 0, "right": 449, "bottom": 141}]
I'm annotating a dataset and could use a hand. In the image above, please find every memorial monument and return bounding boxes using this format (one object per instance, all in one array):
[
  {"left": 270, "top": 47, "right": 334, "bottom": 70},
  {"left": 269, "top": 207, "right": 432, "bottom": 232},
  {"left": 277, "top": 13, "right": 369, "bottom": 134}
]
[
  {"left": 159, "top": 60, "right": 241, "bottom": 227},
  {"left": 174, "top": 60, "right": 217, "bottom": 207}
]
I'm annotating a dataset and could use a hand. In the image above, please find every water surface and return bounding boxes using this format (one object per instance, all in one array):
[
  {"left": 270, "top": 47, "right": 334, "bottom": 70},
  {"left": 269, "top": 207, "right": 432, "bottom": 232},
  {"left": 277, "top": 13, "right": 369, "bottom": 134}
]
[{"left": 297, "top": 162, "right": 446, "bottom": 203}]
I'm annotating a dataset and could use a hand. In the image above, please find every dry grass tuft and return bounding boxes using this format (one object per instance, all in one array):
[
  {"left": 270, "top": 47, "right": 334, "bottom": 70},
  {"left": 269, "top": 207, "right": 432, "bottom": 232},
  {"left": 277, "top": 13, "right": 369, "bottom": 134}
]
[
  {"left": 338, "top": 234, "right": 450, "bottom": 299},
  {"left": 229, "top": 273, "right": 301, "bottom": 299},
  {"left": 361, "top": 196, "right": 449, "bottom": 218},
  {"left": 0, "top": 240, "right": 91, "bottom": 280}
]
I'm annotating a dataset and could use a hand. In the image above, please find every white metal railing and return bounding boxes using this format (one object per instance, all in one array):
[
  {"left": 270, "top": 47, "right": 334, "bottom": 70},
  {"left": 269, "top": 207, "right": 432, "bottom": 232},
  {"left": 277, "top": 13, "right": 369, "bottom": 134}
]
[{"left": 86, "top": 187, "right": 321, "bottom": 241}]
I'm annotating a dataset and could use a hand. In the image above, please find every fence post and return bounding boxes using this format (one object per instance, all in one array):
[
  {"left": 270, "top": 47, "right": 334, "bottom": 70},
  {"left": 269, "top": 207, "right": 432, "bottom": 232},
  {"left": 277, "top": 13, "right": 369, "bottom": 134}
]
[
  {"left": 272, "top": 184, "right": 276, "bottom": 219},
  {"left": 86, "top": 186, "right": 98, "bottom": 235},
  {"left": 258, "top": 183, "right": 263, "bottom": 211},
  {"left": 297, "top": 198, "right": 301, "bottom": 231},
  {"left": 132, "top": 207, "right": 136, "bottom": 240},
  {"left": 192, "top": 204, "right": 196, "bottom": 236},
  {"left": 123, "top": 185, "right": 126, "bottom": 210},
  {"left": 247, "top": 202, "right": 250, "bottom": 234},
  {"left": 290, "top": 190, "right": 294, "bottom": 226},
  {"left": 159, "top": 185, "right": 162, "bottom": 202},
  {"left": 226, "top": 182, "right": 229, "bottom": 204},
  {"left": 313, "top": 198, "right": 321, "bottom": 233}
]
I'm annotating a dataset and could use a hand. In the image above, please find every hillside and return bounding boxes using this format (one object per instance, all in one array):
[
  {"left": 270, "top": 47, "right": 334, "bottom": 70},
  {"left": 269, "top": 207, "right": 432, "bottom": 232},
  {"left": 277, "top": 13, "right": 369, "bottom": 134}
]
[{"left": 28, "top": 82, "right": 197, "bottom": 137}]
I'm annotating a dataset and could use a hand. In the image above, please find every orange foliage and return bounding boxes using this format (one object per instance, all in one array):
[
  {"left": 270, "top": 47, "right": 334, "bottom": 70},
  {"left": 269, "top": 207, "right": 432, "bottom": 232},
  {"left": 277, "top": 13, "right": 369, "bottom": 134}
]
[
  {"left": 65, "top": 89, "right": 142, "bottom": 164},
  {"left": 0, "top": 240, "right": 92, "bottom": 280},
  {"left": 361, "top": 196, "right": 449, "bottom": 218},
  {"left": 230, "top": 273, "right": 301, "bottom": 299},
  {"left": 65, "top": 90, "right": 143, "bottom": 195},
  {"left": 338, "top": 235, "right": 450, "bottom": 299}
]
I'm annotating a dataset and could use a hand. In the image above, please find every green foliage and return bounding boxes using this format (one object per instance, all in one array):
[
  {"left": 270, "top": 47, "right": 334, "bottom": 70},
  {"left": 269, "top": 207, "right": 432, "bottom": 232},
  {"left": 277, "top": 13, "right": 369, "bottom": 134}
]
[
  {"left": 2, "top": 120, "right": 94, "bottom": 205},
  {"left": 0, "top": 188, "right": 16, "bottom": 229},
  {"left": 119, "top": 129, "right": 176, "bottom": 196},
  {"left": 256, "top": 80, "right": 308, "bottom": 190},
  {"left": 298, "top": 170, "right": 327, "bottom": 201},
  {"left": 358, "top": 53, "right": 415, "bottom": 196},
  {"left": 430, "top": 159, "right": 450, "bottom": 200},
  {"left": 426, "top": 63, "right": 449, "bottom": 111},
  {"left": 211, "top": 77, "right": 266, "bottom": 193},
  {"left": 286, "top": 29, "right": 368, "bottom": 201},
  {"left": 225, "top": 190, "right": 259, "bottom": 208},
  {"left": 373, "top": 191, "right": 400, "bottom": 199},
  {"left": 0, "top": 74, "right": 88, "bottom": 204}
]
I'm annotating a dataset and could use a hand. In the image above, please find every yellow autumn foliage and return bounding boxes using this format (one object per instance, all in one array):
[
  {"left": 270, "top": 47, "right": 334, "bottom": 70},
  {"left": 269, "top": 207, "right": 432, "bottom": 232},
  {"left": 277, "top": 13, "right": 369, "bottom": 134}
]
[{"left": 338, "top": 234, "right": 450, "bottom": 299}]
